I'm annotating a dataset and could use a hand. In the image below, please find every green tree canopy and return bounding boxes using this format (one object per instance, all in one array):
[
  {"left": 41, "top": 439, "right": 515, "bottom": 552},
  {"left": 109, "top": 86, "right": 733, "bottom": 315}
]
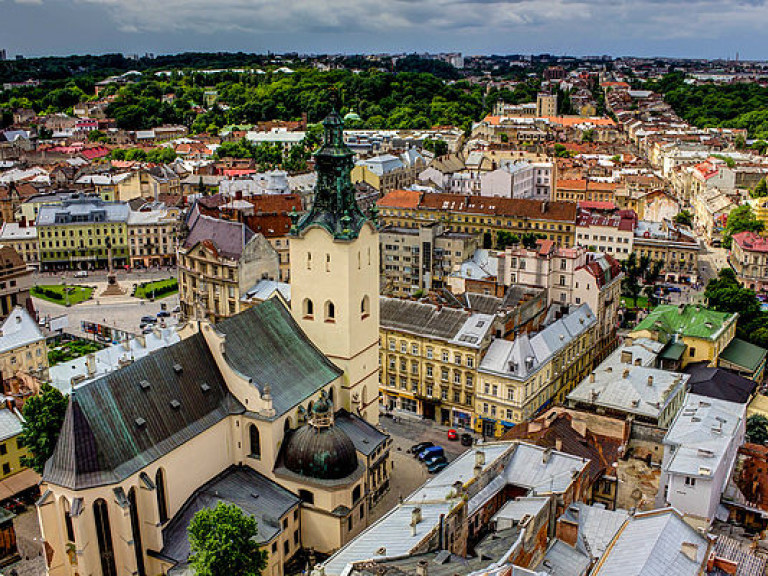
[
  {"left": 723, "top": 204, "right": 764, "bottom": 248},
  {"left": 673, "top": 210, "right": 693, "bottom": 227},
  {"left": 751, "top": 178, "right": 768, "bottom": 199},
  {"left": 748, "top": 414, "right": 768, "bottom": 444},
  {"left": 20, "top": 383, "right": 69, "bottom": 474},
  {"left": 188, "top": 502, "right": 267, "bottom": 576}
]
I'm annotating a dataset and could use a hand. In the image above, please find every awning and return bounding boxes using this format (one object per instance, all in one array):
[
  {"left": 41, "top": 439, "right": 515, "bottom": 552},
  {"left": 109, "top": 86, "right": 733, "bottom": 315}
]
[{"left": 0, "top": 469, "right": 39, "bottom": 501}]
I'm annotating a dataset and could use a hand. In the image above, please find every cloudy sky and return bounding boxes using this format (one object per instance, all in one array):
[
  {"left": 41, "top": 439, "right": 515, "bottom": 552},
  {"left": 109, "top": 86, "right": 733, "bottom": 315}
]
[{"left": 0, "top": 0, "right": 763, "bottom": 60}]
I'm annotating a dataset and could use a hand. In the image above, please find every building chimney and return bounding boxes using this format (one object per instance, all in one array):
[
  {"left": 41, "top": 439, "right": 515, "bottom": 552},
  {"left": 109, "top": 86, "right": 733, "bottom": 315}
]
[
  {"left": 555, "top": 438, "right": 563, "bottom": 451},
  {"left": 623, "top": 368, "right": 630, "bottom": 379},
  {"left": 86, "top": 353, "right": 96, "bottom": 376},
  {"left": 680, "top": 542, "right": 699, "bottom": 562},
  {"left": 475, "top": 450, "right": 485, "bottom": 468},
  {"left": 621, "top": 350, "right": 632, "bottom": 364},
  {"left": 589, "top": 372, "right": 595, "bottom": 383},
  {"left": 416, "top": 561, "right": 428, "bottom": 576},
  {"left": 411, "top": 507, "right": 422, "bottom": 526},
  {"left": 647, "top": 376, "right": 654, "bottom": 387}
]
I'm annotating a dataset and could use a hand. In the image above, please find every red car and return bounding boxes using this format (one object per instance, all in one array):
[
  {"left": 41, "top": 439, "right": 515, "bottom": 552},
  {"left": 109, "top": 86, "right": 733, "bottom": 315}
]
[{"left": 447, "top": 429, "right": 458, "bottom": 441}]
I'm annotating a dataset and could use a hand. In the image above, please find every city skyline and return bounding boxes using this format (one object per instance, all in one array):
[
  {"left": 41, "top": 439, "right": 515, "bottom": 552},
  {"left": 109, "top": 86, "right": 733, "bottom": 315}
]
[{"left": 0, "top": 0, "right": 760, "bottom": 61}]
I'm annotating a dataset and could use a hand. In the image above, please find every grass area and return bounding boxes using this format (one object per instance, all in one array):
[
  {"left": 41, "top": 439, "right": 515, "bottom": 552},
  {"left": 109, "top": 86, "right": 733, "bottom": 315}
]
[
  {"left": 31, "top": 284, "right": 93, "bottom": 305},
  {"left": 622, "top": 296, "right": 650, "bottom": 309},
  {"left": 133, "top": 278, "right": 178, "bottom": 300},
  {"left": 48, "top": 339, "right": 105, "bottom": 366}
]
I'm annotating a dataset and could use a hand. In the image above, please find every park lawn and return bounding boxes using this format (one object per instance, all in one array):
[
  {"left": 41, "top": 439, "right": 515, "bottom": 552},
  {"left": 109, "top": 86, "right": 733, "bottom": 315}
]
[
  {"left": 622, "top": 295, "right": 650, "bottom": 309},
  {"left": 48, "top": 339, "right": 104, "bottom": 366},
  {"left": 134, "top": 278, "right": 178, "bottom": 300},
  {"left": 31, "top": 284, "right": 94, "bottom": 305}
]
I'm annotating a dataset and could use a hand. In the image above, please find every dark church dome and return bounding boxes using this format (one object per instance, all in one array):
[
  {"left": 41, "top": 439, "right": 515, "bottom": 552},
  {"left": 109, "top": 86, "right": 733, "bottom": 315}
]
[{"left": 282, "top": 395, "right": 358, "bottom": 480}]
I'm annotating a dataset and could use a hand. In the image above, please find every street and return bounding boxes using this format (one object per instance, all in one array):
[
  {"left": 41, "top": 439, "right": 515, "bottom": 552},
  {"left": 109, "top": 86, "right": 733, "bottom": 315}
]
[
  {"left": 698, "top": 243, "right": 729, "bottom": 285},
  {"left": 32, "top": 268, "right": 180, "bottom": 338}
]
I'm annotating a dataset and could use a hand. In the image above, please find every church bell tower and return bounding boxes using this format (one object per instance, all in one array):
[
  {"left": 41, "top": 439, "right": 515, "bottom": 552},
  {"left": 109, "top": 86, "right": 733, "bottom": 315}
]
[{"left": 289, "top": 110, "right": 380, "bottom": 425}]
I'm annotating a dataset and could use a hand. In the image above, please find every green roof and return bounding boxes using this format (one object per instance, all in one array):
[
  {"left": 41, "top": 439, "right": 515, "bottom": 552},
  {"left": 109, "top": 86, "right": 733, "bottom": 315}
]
[
  {"left": 720, "top": 337, "right": 767, "bottom": 372},
  {"left": 659, "top": 341, "right": 686, "bottom": 361},
  {"left": 632, "top": 305, "right": 736, "bottom": 342}
]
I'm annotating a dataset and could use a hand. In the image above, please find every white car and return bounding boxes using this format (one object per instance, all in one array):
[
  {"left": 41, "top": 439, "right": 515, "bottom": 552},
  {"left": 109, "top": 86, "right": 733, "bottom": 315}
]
[{"left": 74, "top": 271, "right": 88, "bottom": 278}]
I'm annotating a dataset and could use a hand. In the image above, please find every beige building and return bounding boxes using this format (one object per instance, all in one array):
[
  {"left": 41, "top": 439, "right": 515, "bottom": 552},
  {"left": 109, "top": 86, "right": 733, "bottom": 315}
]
[
  {"left": 0, "top": 245, "right": 33, "bottom": 318},
  {"left": 351, "top": 151, "right": 425, "bottom": 194},
  {"left": 732, "top": 231, "right": 768, "bottom": 292},
  {"left": 476, "top": 304, "right": 597, "bottom": 438},
  {"left": 379, "top": 298, "right": 495, "bottom": 426},
  {"left": 177, "top": 205, "right": 280, "bottom": 321},
  {"left": 36, "top": 111, "right": 390, "bottom": 576},
  {"left": 380, "top": 223, "right": 480, "bottom": 297},
  {"left": 0, "top": 307, "right": 48, "bottom": 381},
  {"left": 633, "top": 220, "right": 700, "bottom": 283},
  {"left": 0, "top": 222, "right": 38, "bottom": 268},
  {"left": 127, "top": 206, "right": 180, "bottom": 268}
]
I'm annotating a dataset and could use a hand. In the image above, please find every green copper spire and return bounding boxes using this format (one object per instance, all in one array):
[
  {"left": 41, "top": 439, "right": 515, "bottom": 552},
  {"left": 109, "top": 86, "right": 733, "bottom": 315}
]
[{"left": 293, "top": 110, "right": 368, "bottom": 240}]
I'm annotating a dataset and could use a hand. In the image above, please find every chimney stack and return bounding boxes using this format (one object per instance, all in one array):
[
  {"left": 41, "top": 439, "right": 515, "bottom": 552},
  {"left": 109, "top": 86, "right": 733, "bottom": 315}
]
[
  {"left": 647, "top": 375, "right": 654, "bottom": 387},
  {"left": 416, "top": 561, "right": 428, "bottom": 576},
  {"left": 623, "top": 368, "right": 630, "bottom": 379},
  {"left": 680, "top": 542, "right": 699, "bottom": 562},
  {"left": 475, "top": 450, "right": 485, "bottom": 468}
]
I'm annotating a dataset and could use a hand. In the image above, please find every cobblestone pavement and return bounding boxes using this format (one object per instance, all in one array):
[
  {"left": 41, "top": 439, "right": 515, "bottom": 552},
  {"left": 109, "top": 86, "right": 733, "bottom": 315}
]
[{"left": 369, "top": 415, "right": 474, "bottom": 522}]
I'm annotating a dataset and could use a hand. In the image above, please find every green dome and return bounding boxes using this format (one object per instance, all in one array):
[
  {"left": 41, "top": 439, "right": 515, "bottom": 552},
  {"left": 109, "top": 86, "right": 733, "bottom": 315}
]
[{"left": 344, "top": 110, "right": 362, "bottom": 122}]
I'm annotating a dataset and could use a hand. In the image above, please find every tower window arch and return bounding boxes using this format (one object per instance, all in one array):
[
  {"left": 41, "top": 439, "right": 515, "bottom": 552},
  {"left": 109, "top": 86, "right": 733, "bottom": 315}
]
[
  {"left": 325, "top": 301, "right": 336, "bottom": 322},
  {"left": 249, "top": 424, "right": 261, "bottom": 459},
  {"left": 93, "top": 498, "right": 117, "bottom": 576},
  {"left": 307, "top": 252, "right": 312, "bottom": 270},
  {"left": 61, "top": 497, "right": 75, "bottom": 543},
  {"left": 303, "top": 298, "right": 314, "bottom": 319},
  {"left": 156, "top": 469, "right": 168, "bottom": 524},
  {"left": 361, "top": 295, "right": 370, "bottom": 319}
]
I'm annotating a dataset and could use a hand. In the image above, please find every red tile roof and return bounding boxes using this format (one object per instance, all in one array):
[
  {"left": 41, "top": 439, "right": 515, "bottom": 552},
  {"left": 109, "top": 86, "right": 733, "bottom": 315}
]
[
  {"left": 733, "top": 231, "right": 768, "bottom": 253},
  {"left": 377, "top": 189, "right": 421, "bottom": 209}
]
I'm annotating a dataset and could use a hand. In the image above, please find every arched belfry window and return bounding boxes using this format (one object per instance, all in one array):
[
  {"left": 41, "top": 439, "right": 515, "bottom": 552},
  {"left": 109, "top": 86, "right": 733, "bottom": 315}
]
[
  {"left": 249, "top": 424, "right": 261, "bottom": 458},
  {"left": 325, "top": 301, "right": 336, "bottom": 322}
]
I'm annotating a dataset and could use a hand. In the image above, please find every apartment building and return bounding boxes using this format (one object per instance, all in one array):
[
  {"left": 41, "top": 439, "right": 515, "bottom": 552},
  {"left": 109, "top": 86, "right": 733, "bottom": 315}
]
[
  {"left": 351, "top": 151, "right": 425, "bottom": 193},
  {"left": 476, "top": 304, "right": 597, "bottom": 437},
  {"left": 555, "top": 179, "right": 620, "bottom": 204},
  {"left": 731, "top": 231, "right": 768, "bottom": 292},
  {"left": 177, "top": 205, "right": 279, "bottom": 320},
  {"left": 0, "top": 307, "right": 48, "bottom": 381},
  {"left": 479, "top": 161, "right": 553, "bottom": 200},
  {"left": 658, "top": 393, "right": 745, "bottom": 526},
  {"left": 0, "top": 246, "right": 33, "bottom": 320},
  {"left": 377, "top": 190, "right": 577, "bottom": 248},
  {"left": 36, "top": 195, "right": 129, "bottom": 271},
  {"left": 497, "top": 241, "right": 622, "bottom": 356},
  {"left": 575, "top": 208, "right": 636, "bottom": 257},
  {"left": 127, "top": 206, "right": 180, "bottom": 268},
  {"left": 379, "top": 298, "right": 495, "bottom": 426},
  {"left": 380, "top": 223, "right": 480, "bottom": 296},
  {"left": 632, "top": 304, "right": 738, "bottom": 369},
  {"left": 633, "top": 220, "right": 700, "bottom": 283}
]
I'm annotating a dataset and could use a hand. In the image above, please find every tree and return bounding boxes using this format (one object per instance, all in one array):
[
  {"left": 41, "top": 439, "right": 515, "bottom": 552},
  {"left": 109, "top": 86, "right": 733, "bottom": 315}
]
[
  {"left": 20, "top": 384, "right": 69, "bottom": 474},
  {"left": 188, "top": 502, "right": 267, "bottom": 576},
  {"left": 747, "top": 414, "right": 768, "bottom": 444},
  {"left": 673, "top": 210, "right": 693, "bottom": 227},
  {"left": 723, "top": 204, "right": 764, "bottom": 248},
  {"left": 87, "top": 130, "right": 108, "bottom": 143},
  {"left": 496, "top": 231, "right": 520, "bottom": 249},
  {"left": 423, "top": 138, "right": 448, "bottom": 157},
  {"left": 751, "top": 178, "right": 768, "bottom": 199}
]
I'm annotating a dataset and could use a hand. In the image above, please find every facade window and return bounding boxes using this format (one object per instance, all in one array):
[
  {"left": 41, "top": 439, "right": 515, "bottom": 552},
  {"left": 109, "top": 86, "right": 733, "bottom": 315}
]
[
  {"left": 467, "top": 356, "right": 474, "bottom": 368},
  {"left": 352, "top": 485, "right": 361, "bottom": 503},
  {"left": 441, "top": 368, "right": 449, "bottom": 382},
  {"left": 411, "top": 344, "right": 418, "bottom": 355},
  {"left": 325, "top": 301, "right": 336, "bottom": 321},
  {"left": 128, "top": 488, "right": 146, "bottom": 576},
  {"left": 684, "top": 476, "right": 696, "bottom": 487},
  {"left": 94, "top": 499, "right": 117, "bottom": 576},
  {"left": 249, "top": 424, "right": 261, "bottom": 458},
  {"left": 401, "top": 342, "right": 407, "bottom": 353},
  {"left": 298, "top": 489, "right": 314, "bottom": 504},
  {"left": 361, "top": 295, "right": 370, "bottom": 317},
  {"left": 442, "top": 351, "right": 449, "bottom": 362},
  {"left": 156, "top": 469, "right": 168, "bottom": 524},
  {"left": 426, "top": 365, "right": 433, "bottom": 378},
  {"left": 303, "top": 298, "right": 314, "bottom": 318},
  {"left": 454, "top": 354, "right": 461, "bottom": 365},
  {"left": 426, "top": 347, "right": 433, "bottom": 359}
]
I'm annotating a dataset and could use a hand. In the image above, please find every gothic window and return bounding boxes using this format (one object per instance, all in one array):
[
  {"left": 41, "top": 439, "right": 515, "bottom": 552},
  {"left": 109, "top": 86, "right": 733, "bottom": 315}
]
[
  {"left": 156, "top": 469, "right": 168, "bottom": 524},
  {"left": 128, "top": 488, "right": 146, "bottom": 576},
  {"left": 361, "top": 295, "right": 370, "bottom": 318},
  {"left": 93, "top": 499, "right": 117, "bottom": 576},
  {"left": 249, "top": 424, "right": 261, "bottom": 458},
  {"left": 303, "top": 298, "right": 314, "bottom": 318},
  {"left": 325, "top": 301, "right": 335, "bottom": 322}
]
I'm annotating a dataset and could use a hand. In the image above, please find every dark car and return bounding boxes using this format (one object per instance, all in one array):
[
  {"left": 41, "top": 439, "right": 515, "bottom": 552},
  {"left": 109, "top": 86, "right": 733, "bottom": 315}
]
[
  {"left": 409, "top": 441, "right": 433, "bottom": 455},
  {"left": 424, "top": 454, "right": 447, "bottom": 467},
  {"left": 157, "top": 311, "right": 171, "bottom": 318},
  {"left": 418, "top": 446, "right": 444, "bottom": 461},
  {"left": 141, "top": 315, "right": 157, "bottom": 324},
  {"left": 460, "top": 433, "right": 474, "bottom": 446},
  {"left": 427, "top": 460, "right": 449, "bottom": 474}
]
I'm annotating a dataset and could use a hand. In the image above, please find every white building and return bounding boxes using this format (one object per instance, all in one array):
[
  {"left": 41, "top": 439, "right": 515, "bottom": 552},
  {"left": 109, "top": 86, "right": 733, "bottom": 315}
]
[
  {"left": 480, "top": 161, "right": 552, "bottom": 200},
  {"left": 658, "top": 393, "right": 746, "bottom": 525}
]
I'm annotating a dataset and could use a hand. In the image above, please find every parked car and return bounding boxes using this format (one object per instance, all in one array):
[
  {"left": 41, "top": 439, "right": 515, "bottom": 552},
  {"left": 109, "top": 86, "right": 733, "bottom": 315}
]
[
  {"left": 142, "top": 326, "right": 154, "bottom": 334},
  {"left": 667, "top": 286, "right": 682, "bottom": 293},
  {"left": 74, "top": 270, "right": 88, "bottom": 278},
  {"left": 460, "top": 433, "right": 474, "bottom": 447},
  {"left": 424, "top": 454, "right": 447, "bottom": 467},
  {"left": 418, "top": 446, "right": 444, "bottom": 462},
  {"left": 447, "top": 429, "right": 458, "bottom": 441},
  {"left": 157, "top": 311, "right": 171, "bottom": 318},
  {"left": 427, "top": 460, "right": 449, "bottom": 474},
  {"left": 409, "top": 441, "right": 433, "bottom": 455},
  {"left": 141, "top": 315, "right": 157, "bottom": 324},
  {"left": 172, "top": 305, "right": 181, "bottom": 313}
]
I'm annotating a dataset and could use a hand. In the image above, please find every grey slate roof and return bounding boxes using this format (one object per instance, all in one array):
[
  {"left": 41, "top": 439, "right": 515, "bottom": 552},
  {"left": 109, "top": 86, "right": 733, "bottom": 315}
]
[
  {"left": 183, "top": 203, "right": 255, "bottom": 260},
  {"left": 560, "top": 503, "right": 629, "bottom": 560},
  {"left": 536, "top": 539, "right": 590, "bottom": 576},
  {"left": 592, "top": 508, "right": 709, "bottom": 576},
  {"left": 334, "top": 409, "right": 389, "bottom": 457},
  {"left": 0, "top": 307, "right": 45, "bottom": 355},
  {"left": 159, "top": 465, "right": 299, "bottom": 569},
  {"left": 43, "top": 332, "right": 244, "bottom": 490},
  {"left": 215, "top": 299, "right": 342, "bottom": 417}
]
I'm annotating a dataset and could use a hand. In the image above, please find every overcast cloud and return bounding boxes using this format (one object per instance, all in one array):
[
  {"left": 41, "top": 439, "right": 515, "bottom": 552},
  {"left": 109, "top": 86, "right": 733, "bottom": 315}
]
[{"left": 0, "top": 0, "right": 764, "bottom": 59}]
